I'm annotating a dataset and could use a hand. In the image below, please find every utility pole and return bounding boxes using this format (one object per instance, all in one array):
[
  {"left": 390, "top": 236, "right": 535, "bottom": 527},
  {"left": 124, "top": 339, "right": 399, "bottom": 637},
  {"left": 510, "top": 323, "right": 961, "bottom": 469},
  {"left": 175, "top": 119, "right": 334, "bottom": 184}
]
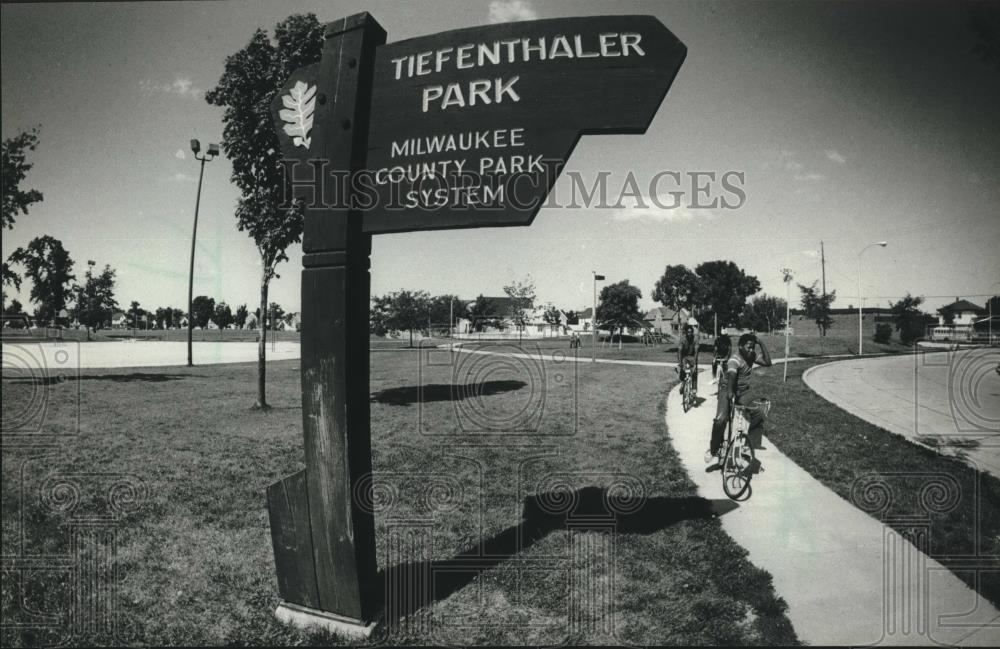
[{"left": 820, "top": 240, "right": 826, "bottom": 299}]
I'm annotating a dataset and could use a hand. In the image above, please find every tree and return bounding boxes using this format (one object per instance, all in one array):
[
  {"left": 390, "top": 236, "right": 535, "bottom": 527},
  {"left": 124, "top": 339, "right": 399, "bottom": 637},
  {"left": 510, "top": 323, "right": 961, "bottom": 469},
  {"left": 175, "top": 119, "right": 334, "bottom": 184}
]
[
  {"left": 191, "top": 295, "right": 216, "bottom": 329},
  {"left": 73, "top": 261, "right": 118, "bottom": 331},
  {"left": 3, "top": 298, "right": 25, "bottom": 327},
  {"left": 563, "top": 309, "right": 580, "bottom": 325},
  {"left": 129, "top": 300, "right": 141, "bottom": 330},
  {"left": 874, "top": 323, "right": 893, "bottom": 344},
  {"left": 154, "top": 307, "right": 172, "bottom": 330},
  {"left": 2, "top": 128, "right": 44, "bottom": 230},
  {"left": 234, "top": 304, "right": 249, "bottom": 329},
  {"left": 891, "top": 293, "right": 926, "bottom": 345},
  {"left": 8, "top": 235, "right": 75, "bottom": 326},
  {"left": 170, "top": 307, "right": 185, "bottom": 329},
  {"left": 427, "top": 294, "right": 464, "bottom": 334},
  {"left": 693, "top": 260, "right": 761, "bottom": 330},
  {"left": 370, "top": 294, "right": 393, "bottom": 336},
  {"left": 503, "top": 275, "right": 536, "bottom": 341},
  {"left": 2, "top": 128, "right": 45, "bottom": 296},
  {"left": 215, "top": 301, "right": 234, "bottom": 329},
  {"left": 798, "top": 282, "right": 837, "bottom": 336},
  {"left": 542, "top": 304, "right": 562, "bottom": 326},
  {"left": 652, "top": 264, "right": 702, "bottom": 313},
  {"left": 206, "top": 14, "right": 323, "bottom": 409},
  {"left": 596, "top": 280, "right": 643, "bottom": 349},
  {"left": 267, "top": 302, "right": 285, "bottom": 329},
  {"left": 383, "top": 290, "right": 430, "bottom": 347},
  {"left": 741, "top": 293, "right": 788, "bottom": 333},
  {"left": 467, "top": 294, "right": 500, "bottom": 332}
]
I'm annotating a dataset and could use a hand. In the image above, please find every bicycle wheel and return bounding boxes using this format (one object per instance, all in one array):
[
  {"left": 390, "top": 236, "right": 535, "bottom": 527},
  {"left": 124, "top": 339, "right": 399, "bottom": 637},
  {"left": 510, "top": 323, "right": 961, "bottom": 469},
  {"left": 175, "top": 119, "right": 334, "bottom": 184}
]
[{"left": 722, "top": 434, "right": 755, "bottom": 500}]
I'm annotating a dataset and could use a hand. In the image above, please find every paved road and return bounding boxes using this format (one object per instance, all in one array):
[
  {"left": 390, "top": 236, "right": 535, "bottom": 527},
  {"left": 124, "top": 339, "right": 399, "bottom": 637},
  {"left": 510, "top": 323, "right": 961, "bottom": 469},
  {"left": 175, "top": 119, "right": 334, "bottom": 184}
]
[
  {"left": 666, "top": 382, "right": 1000, "bottom": 646},
  {"left": 1, "top": 340, "right": 301, "bottom": 370},
  {"left": 804, "top": 348, "right": 1000, "bottom": 479}
]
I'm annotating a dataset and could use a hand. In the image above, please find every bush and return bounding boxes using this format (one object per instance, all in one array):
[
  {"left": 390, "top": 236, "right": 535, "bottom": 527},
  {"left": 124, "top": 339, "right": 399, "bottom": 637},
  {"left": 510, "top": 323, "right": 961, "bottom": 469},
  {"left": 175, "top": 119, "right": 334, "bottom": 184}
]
[{"left": 874, "top": 323, "right": 892, "bottom": 344}]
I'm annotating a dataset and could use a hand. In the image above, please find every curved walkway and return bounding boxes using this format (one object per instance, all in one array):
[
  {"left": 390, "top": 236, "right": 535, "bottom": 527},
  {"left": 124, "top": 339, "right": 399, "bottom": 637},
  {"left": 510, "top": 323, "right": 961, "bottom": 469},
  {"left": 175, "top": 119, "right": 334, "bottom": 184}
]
[
  {"left": 803, "top": 348, "right": 1000, "bottom": 479},
  {"left": 665, "top": 381, "right": 1000, "bottom": 646},
  {"left": 451, "top": 344, "right": 999, "bottom": 644}
]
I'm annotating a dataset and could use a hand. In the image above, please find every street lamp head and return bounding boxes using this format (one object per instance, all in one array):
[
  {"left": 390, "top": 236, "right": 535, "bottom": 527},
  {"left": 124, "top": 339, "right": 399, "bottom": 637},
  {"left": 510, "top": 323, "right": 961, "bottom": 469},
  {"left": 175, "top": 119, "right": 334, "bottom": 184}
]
[
  {"left": 190, "top": 139, "right": 201, "bottom": 154},
  {"left": 876, "top": 241, "right": 888, "bottom": 247},
  {"left": 207, "top": 143, "right": 220, "bottom": 157}
]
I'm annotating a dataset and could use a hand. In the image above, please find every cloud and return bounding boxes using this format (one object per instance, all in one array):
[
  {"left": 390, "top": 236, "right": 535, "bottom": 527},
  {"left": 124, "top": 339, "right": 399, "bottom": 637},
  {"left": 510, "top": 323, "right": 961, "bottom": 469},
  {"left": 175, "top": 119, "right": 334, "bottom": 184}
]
[
  {"left": 488, "top": 0, "right": 537, "bottom": 23},
  {"left": 801, "top": 249, "right": 820, "bottom": 258},
  {"left": 175, "top": 149, "right": 186, "bottom": 160},
  {"left": 610, "top": 195, "right": 716, "bottom": 222},
  {"left": 793, "top": 172, "right": 825, "bottom": 182},
  {"left": 140, "top": 76, "right": 204, "bottom": 99},
  {"left": 167, "top": 172, "right": 196, "bottom": 183},
  {"left": 825, "top": 149, "right": 847, "bottom": 164}
]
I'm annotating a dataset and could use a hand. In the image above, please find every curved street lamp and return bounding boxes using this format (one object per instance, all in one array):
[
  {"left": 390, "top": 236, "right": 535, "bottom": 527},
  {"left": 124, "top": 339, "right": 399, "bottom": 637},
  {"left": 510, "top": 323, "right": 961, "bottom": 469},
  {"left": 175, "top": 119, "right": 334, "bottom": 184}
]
[
  {"left": 857, "top": 241, "right": 888, "bottom": 356},
  {"left": 187, "top": 139, "right": 220, "bottom": 367}
]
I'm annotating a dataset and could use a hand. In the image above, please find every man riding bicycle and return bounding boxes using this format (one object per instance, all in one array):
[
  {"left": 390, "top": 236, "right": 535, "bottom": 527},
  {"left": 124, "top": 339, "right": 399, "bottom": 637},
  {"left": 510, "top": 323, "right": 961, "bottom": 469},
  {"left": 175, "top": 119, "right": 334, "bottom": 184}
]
[
  {"left": 676, "top": 323, "right": 699, "bottom": 396},
  {"left": 710, "top": 333, "right": 732, "bottom": 386},
  {"left": 706, "top": 333, "right": 772, "bottom": 465}
]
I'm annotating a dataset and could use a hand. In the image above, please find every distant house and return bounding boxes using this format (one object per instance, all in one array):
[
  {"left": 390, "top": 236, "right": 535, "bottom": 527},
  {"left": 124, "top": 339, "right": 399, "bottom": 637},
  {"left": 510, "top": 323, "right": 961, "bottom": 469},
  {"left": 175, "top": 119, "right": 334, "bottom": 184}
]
[
  {"left": 563, "top": 307, "right": 592, "bottom": 333},
  {"left": 459, "top": 296, "right": 515, "bottom": 333},
  {"left": 110, "top": 311, "right": 128, "bottom": 328},
  {"left": 643, "top": 306, "right": 688, "bottom": 336},
  {"left": 937, "top": 299, "right": 986, "bottom": 327},
  {"left": 931, "top": 299, "right": 987, "bottom": 341}
]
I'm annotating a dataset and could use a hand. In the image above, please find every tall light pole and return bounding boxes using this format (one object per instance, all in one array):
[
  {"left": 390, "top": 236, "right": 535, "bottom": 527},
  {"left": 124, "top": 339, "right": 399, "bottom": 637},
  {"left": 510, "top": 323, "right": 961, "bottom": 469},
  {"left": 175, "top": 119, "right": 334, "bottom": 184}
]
[
  {"left": 187, "top": 139, "right": 219, "bottom": 367},
  {"left": 592, "top": 271, "right": 605, "bottom": 363},
  {"left": 781, "top": 268, "right": 793, "bottom": 382},
  {"left": 857, "top": 241, "right": 888, "bottom": 356}
]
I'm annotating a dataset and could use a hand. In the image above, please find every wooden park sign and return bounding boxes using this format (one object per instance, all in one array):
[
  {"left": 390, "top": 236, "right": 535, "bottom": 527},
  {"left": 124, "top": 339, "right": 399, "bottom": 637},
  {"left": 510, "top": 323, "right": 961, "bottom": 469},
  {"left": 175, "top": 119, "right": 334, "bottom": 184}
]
[{"left": 268, "top": 12, "right": 685, "bottom": 635}]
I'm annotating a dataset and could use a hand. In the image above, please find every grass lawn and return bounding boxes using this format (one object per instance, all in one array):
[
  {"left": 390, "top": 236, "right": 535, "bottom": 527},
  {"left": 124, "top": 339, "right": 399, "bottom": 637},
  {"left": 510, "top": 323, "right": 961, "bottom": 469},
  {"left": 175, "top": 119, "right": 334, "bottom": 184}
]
[
  {"left": 750, "top": 358, "right": 1000, "bottom": 610},
  {"left": 463, "top": 328, "right": 913, "bottom": 364},
  {"left": 1, "top": 350, "right": 798, "bottom": 646}
]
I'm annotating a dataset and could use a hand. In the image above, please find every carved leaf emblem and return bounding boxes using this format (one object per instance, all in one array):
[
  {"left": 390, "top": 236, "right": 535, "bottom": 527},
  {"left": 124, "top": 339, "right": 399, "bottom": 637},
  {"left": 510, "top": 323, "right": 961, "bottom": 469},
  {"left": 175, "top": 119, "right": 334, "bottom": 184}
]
[{"left": 278, "top": 81, "right": 317, "bottom": 149}]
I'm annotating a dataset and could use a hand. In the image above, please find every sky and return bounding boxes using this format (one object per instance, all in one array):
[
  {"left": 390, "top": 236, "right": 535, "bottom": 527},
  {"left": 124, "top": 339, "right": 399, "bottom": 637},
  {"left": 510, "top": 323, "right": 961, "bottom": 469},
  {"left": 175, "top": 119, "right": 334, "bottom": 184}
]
[{"left": 2, "top": 0, "right": 998, "bottom": 317}]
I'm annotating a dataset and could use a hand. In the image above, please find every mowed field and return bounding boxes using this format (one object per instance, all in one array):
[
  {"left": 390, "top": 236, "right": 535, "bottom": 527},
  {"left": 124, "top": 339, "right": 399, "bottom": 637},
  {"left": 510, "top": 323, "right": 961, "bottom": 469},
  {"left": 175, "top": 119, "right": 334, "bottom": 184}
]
[
  {"left": 1, "top": 349, "right": 798, "bottom": 646},
  {"left": 463, "top": 326, "right": 913, "bottom": 364}
]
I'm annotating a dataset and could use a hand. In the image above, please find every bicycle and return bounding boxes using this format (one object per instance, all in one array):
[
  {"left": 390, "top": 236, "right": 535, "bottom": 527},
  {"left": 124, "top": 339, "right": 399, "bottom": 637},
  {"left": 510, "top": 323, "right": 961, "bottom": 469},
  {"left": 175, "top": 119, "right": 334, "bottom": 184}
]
[
  {"left": 679, "top": 360, "right": 696, "bottom": 412},
  {"left": 721, "top": 396, "right": 770, "bottom": 500}
]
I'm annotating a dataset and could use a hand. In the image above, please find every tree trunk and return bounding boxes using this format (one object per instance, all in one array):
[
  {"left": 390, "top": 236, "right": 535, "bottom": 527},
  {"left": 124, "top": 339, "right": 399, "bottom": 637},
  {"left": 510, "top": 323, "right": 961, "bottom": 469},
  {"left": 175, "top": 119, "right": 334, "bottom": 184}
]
[{"left": 255, "top": 268, "right": 270, "bottom": 410}]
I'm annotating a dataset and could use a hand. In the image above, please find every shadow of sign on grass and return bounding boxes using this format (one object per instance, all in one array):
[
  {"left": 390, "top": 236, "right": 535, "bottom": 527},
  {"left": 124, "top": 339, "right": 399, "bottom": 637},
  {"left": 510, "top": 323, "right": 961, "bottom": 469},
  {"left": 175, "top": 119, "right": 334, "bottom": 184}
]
[
  {"left": 377, "top": 487, "right": 737, "bottom": 623},
  {"left": 370, "top": 380, "right": 527, "bottom": 406}
]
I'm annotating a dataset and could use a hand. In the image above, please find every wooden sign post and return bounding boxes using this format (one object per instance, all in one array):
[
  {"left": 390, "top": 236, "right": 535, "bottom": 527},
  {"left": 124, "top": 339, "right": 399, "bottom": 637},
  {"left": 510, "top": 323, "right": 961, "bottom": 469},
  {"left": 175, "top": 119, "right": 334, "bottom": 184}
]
[{"left": 268, "top": 12, "right": 686, "bottom": 637}]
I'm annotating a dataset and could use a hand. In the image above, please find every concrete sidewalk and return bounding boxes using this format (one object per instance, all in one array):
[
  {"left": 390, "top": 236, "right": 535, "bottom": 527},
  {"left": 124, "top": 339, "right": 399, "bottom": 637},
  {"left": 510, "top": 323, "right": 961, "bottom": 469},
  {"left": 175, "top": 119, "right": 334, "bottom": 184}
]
[
  {"left": 665, "top": 381, "right": 1000, "bottom": 646},
  {"left": 803, "top": 348, "right": 1000, "bottom": 479}
]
